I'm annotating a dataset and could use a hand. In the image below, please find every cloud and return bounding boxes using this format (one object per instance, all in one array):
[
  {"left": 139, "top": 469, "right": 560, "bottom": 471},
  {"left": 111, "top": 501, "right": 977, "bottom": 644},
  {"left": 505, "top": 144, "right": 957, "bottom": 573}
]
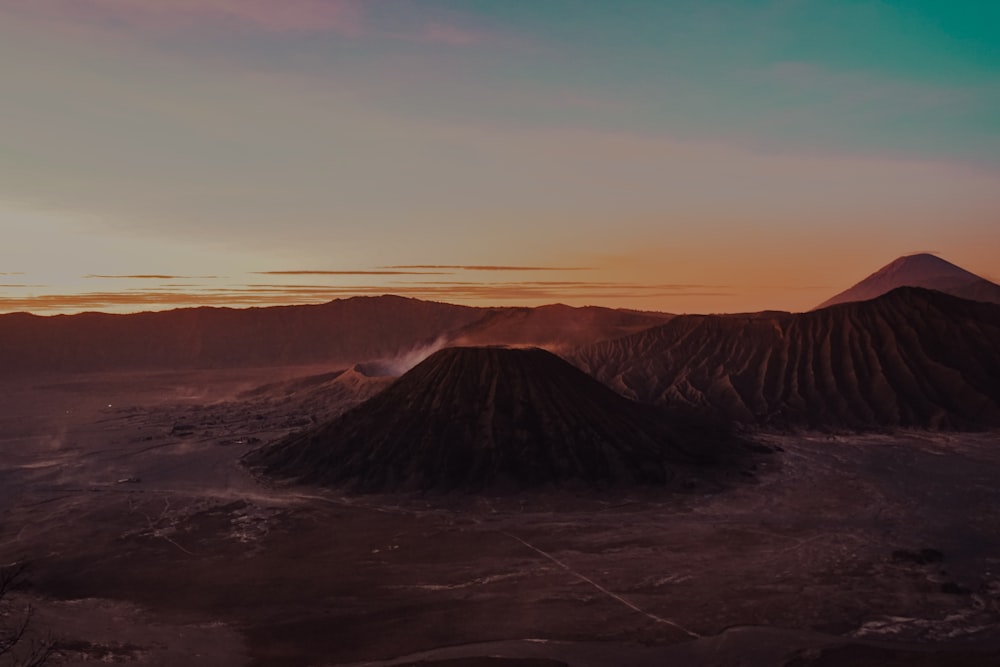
[
  {"left": 0, "top": 281, "right": 733, "bottom": 314},
  {"left": 413, "top": 22, "right": 485, "bottom": 46},
  {"left": 254, "top": 270, "right": 453, "bottom": 276},
  {"left": 85, "top": 274, "right": 218, "bottom": 279},
  {"left": 396, "top": 280, "right": 729, "bottom": 290},
  {"left": 5, "top": 0, "right": 489, "bottom": 44},
  {"left": 756, "top": 284, "right": 833, "bottom": 291},
  {"left": 10, "top": 0, "right": 365, "bottom": 34},
  {"left": 381, "top": 265, "right": 594, "bottom": 271},
  {"left": 761, "top": 61, "right": 989, "bottom": 128}
]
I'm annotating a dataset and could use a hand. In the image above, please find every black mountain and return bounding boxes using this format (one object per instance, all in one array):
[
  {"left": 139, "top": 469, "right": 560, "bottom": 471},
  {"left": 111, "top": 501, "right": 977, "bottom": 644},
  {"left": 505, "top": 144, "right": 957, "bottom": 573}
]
[{"left": 245, "top": 346, "right": 749, "bottom": 492}]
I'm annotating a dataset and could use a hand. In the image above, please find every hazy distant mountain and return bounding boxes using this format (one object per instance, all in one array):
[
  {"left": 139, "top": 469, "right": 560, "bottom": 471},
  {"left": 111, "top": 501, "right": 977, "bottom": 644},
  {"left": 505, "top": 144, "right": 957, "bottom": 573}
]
[
  {"left": 0, "top": 296, "right": 669, "bottom": 372},
  {"left": 0, "top": 296, "right": 482, "bottom": 372},
  {"left": 816, "top": 253, "right": 1000, "bottom": 309},
  {"left": 572, "top": 288, "right": 1000, "bottom": 429},
  {"left": 245, "top": 346, "right": 750, "bottom": 492}
]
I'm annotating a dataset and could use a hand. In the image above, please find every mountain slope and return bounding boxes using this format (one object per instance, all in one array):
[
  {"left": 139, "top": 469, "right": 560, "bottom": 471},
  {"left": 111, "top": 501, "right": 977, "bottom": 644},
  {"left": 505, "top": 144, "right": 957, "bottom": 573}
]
[
  {"left": 245, "top": 346, "right": 751, "bottom": 492},
  {"left": 816, "top": 253, "right": 1000, "bottom": 309},
  {"left": 238, "top": 364, "right": 396, "bottom": 423},
  {"left": 0, "top": 296, "right": 483, "bottom": 372},
  {"left": 0, "top": 297, "right": 671, "bottom": 373},
  {"left": 571, "top": 288, "right": 1000, "bottom": 429}
]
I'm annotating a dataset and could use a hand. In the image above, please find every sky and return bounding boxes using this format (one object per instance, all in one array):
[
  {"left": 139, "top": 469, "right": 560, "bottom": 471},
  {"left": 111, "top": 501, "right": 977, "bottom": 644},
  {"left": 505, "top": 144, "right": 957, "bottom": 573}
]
[{"left": 2, "top": 0, "right": 999, "bottom": 315}]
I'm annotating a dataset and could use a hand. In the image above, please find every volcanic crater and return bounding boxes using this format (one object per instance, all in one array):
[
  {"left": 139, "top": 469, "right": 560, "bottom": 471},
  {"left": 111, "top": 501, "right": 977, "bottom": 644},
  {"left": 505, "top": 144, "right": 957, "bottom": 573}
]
[{"left": 244, "top": 346, "right": 752, "bottom": 492}]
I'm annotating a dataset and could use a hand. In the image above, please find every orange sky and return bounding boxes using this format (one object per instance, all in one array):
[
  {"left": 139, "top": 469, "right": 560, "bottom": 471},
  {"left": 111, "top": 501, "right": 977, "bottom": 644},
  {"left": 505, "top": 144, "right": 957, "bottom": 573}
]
[
  {"left": 2, "top": 215, "right": 998, "bottom": 315},
  {"left": 2, "top": 1, "right": 999, "bottom": 316}
]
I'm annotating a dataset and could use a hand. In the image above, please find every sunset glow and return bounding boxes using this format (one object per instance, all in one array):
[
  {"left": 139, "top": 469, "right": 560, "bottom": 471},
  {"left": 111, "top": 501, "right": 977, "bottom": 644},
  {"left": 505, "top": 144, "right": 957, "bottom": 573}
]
[{"left": 2, "top": 1, "right": 998, "bottom": 315}]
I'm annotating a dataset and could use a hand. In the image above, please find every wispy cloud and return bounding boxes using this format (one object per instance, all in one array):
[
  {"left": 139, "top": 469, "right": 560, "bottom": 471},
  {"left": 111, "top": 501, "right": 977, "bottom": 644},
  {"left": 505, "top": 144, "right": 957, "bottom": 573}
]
[
  {"left": 9, "top": 0, "right": 365, "bottom": 34},
  {"left": 254, "top": 270, "right": 452, "bottom": 276},
  {"left": 4, "top": 0, "right": 490, "bottom": 44},
  {"left": 758, "top": 60, "right": 995, "bottom": 143},
  {"left": 411, "top": 22, "right": 485, "bottom": 46},
  {"left": 756, "top": 284, "right": 833, "bottom": 291},
  {"left": 85, "top": 274, "right": 218, "bottom": 279},
  {"left": 765, "top": 61, "right": 977, "bottom": 110},
  {"left": 0, "top": 281, "right": 733, "bottom": 314},
  {"left": 396, "top": 280, "right": 728, "bottom": 289},
  {"left": 381, "top": 265, "right": 594, "bottom": 272}
]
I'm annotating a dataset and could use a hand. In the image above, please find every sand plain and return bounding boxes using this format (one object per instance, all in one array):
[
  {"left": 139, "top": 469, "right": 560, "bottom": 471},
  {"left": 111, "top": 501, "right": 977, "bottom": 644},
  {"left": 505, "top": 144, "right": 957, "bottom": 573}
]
[{"left": 2, "top": 369, "right": 999, "bottom": 666}]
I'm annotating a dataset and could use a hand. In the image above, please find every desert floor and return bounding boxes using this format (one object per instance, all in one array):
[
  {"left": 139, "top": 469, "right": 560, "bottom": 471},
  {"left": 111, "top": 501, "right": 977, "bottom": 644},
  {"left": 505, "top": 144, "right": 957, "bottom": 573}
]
[{"left": 2, "top": 369, "right": 999, "bottom": 666}]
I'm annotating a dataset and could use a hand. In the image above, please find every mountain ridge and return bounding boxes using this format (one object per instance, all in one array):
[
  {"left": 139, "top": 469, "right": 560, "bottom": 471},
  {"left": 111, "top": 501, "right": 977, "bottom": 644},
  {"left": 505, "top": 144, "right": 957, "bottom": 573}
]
[
  {"left": 0, "top": 295, "right": 667, "bottom": 372},
  {"left": 571, "top": 287, "right": 1000, "bottom": 429}
]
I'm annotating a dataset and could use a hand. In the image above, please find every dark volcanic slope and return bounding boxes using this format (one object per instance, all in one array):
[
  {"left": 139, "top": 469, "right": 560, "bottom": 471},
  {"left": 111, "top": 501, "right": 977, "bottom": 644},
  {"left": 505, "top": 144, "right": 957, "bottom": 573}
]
[
  {"left": 572, "top": 288, "right": 1000, "bottom": 429},
  {"left": 246, "top": 347, "right": 746, "bottom": 492},
  {"left": 237, "top": 364, "right": 396, "bottom": 422},
  {"left": 816, "top": 253, "right": 1000, "bottom": 309}
]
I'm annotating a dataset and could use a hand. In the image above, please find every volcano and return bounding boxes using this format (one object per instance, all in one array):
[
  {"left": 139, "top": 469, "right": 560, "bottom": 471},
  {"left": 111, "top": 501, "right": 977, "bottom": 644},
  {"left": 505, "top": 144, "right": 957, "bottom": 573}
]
[
  {"left": 244, "top": 346, "right": 748, "bottom": 492},
  {"left": 573, "top": 288, "right": 1000, "bottom": 429},
  {"left": 816, "top": 253, "right": 1000, "bottom": 309}
]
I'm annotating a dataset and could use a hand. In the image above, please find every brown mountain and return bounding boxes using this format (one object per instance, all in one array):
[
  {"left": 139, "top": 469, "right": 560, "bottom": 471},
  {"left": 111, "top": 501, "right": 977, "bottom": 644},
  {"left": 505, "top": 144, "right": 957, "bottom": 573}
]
[
  {"left": 0, "top": 296, "right": 481, "bottom": 372},
  {"left": 816, "top": 253, "right": 1000, "bottom": 309},
  {"left": 244, "top": 346, "right": 751, "bottom": 492},
  {"left": 571, "top": 288, "right": 1000, "bottom": 429},
  {"left": 0, "top": 297, "right": 670, "bottom": 373}
]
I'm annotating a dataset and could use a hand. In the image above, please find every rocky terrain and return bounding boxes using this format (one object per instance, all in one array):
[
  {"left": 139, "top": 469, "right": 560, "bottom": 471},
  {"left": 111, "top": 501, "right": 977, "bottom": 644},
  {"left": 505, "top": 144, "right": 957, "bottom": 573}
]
[
  {"left": 1, "top": 371, "right": 999, "bottom": 666},
  {"left": 572, "top": 287, "right": 1000, "bottom": 429}
]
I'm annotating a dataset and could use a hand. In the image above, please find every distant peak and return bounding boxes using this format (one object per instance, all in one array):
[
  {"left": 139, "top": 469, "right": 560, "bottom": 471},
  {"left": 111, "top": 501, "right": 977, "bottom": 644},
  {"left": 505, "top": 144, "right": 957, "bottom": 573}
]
[
  {"left": 815, "top": 254, "right": 999, "bottom": 310},
  {"left": 870, "top": 253, "right": 977, "bottom": 281},
  {"left": 889, "top": 253, "right": 954, "bottom": 267}
]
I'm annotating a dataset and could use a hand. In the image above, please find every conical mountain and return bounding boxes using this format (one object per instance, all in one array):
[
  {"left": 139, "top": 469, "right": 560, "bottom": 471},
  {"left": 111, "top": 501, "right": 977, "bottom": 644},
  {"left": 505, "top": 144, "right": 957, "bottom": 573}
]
[
  {"left": 244, "top": 346, "right": 748, "bottom": 492},
  {"left": 816, "top": 253, "right": 1000, "bottom": 309}
]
